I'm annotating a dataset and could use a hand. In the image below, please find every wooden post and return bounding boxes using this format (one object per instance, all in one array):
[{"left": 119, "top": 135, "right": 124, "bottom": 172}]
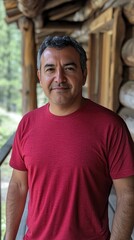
[
  {"left": 99, "top": 32, "right": 112, "bottom": 108},
  {"left": 18, "top": 17, "right": 37, "bottom": 114}
]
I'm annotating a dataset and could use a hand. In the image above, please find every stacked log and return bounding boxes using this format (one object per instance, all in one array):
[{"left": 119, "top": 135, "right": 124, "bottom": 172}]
[
  {"left": 123, "top": 0, "right": 134, "bottom": 24},
  {"left": 118, "top": 35, "right": 134, "bottom": 140},
  {"left": 118, "top": 107, "right": 134, "bottom": 140},
  {"left": 17, "top": 0, "right": 45, "bottom": 18},
  {"left": 119, "top": 81, "right": 134, "bottom": 109},
  {"left": 121, "top": 38, "right": 134, "bottom": 66}
]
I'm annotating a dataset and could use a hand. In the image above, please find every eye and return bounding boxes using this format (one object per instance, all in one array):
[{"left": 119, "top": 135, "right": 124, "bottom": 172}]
[
  {"left": 64, "top": 65, "right": 75, "bottom": 72},
  {"left": 45, "top": 67, "right": 55, "bottom": 73}
]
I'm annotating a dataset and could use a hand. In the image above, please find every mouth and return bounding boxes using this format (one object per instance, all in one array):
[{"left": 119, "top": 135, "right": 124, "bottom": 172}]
[
  {"left": 51, "top": 88, "right": 70, "bottom": 94},
  {"left": 50, "top": 85, "right": 70, "bottom": 91},
  {"left": 52, "top": 86, "right": 69, "bottom": 90}
]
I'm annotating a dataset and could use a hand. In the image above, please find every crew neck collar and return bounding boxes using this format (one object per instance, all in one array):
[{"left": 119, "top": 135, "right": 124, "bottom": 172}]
[{"left": 46, "top": 98, "right": 89, "bottom": 119}]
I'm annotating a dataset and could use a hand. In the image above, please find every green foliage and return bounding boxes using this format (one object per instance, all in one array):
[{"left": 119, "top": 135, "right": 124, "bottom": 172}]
[
  {"left": 0, "top": 3, "right": 23, "bottom": 239},
  {"left": 0, "top": 108, "right": 21, "bottom": 147},
  {"left": 0, "top": 1, "right": 22, "bottom": 112}
]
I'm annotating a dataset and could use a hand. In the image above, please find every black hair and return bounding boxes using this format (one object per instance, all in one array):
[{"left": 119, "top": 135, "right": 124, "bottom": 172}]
[{"left": 37, "top": 35, "right": 87, "bottom": 73}]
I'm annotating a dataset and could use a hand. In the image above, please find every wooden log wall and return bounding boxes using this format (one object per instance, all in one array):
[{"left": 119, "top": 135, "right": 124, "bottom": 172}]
[
  {"left": 87, "top": 7, "right": 125, "bottom": 112},
  {"left": 84, "top": 0, "right": 134, "bottom": 141},
  {"left": 118, "top": 1, "right": 134, "bottom": 141}
]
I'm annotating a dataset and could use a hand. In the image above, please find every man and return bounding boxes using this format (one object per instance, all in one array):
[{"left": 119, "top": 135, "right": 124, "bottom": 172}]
[{"left": 5, "top": 35, "right": 134, "bottom": 240}]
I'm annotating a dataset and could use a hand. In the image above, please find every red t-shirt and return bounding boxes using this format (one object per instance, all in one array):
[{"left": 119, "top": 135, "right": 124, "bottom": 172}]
[{"left": 10, "top": 99, "right": 134, "bottom": 240}]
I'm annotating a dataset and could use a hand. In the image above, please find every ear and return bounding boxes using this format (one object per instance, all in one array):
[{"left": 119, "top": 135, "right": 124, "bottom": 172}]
[
  {"left": 37, "top": 70, "right": 40, "bottom": 81},
  {"left": 37, "top": 70, "right": 42, "bottom": 87},
  {"left": 82, "top": 69, "right": 87, "bottom": 86}
]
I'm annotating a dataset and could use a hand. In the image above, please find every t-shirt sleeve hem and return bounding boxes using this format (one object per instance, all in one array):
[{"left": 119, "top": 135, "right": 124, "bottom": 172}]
[
  {"left": 10, "top": 162, "right": 27, "bottom": 171},
  {"left": 111, "top": 170, "right": 134, "bottom": 180}
]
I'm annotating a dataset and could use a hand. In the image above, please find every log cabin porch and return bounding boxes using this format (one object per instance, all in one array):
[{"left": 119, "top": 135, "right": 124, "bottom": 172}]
[{"left": 0, "top": 0, "right": 134, "bottom": 239}]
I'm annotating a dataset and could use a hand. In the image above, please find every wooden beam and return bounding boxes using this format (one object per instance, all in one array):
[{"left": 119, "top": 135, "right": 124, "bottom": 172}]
[
  {"left": 89, "top": 7, "right": 113, "bottom": 33},
  {"left": 5, "top": 13, "right": 23, "bottom": 24},
  {"left": 47, "top": 2, "right": 84, "bottom": 20},
  {"left": 4, "top": 7, "right": 21, "bottom": 17},
  {"left": 35, "top": 20, "right": 83, "bottom": 45},
  {"left": 18, "top": 17, "right": 37, "bottom": 114},
  {"left": 3, "top": 0, "right": 17, "bottom": 10},
  {"left": 35, "top": 20, "right": 82, "bottom": 34}
]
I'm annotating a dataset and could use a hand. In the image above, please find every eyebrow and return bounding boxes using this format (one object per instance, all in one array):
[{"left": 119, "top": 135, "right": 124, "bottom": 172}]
[
  {"left": 44, "top": 64, "right": 55, "bottom": 69},
  {"left": 64, "top": 62, "right": 77, "bottom": 68},
  {"left": 44, "top": 62, "right": 77, "bottom": 69}
]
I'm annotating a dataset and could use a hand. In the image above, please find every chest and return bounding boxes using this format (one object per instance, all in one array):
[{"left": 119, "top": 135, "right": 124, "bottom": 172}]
[{"left": 21, "top": 119, "right": 107, "bottom": 172}]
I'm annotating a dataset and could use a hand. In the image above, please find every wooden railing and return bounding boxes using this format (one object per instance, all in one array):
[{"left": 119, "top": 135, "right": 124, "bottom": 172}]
[{"left": 0, "top": 133, "right": 15, "bottom": 240}]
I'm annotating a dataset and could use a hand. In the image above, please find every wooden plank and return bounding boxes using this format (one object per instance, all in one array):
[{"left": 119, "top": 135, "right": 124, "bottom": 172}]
[
  {"left": 99, "top": 32, "right": 112, "bottom": 108},
  {"left": 87, "top": 34, "right": 99, "bottom": 102},
  {"left": 109, "top": 8, "right": 125, "bottom": 111},
  {"left": 89, "top": 7, "right": 113, "bottom": 33}
]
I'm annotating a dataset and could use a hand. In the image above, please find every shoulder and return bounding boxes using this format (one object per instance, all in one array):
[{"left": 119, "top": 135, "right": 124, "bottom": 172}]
[
  {"left": 85, "top": 99, "right": 124, "bottom": 126},
  {"left": 84, "top": 99, "right": 134, "bottom": 143},
  {"left": 17, "top": 104, "right": 48, "bottom": 132},
  {"left": 21, "top": 104, "right": 47, "bottom": 122}
]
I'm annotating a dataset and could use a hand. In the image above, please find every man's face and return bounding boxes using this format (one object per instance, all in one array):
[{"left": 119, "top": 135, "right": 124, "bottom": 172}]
[{"left": 37, "top": 46, "right": 87, "bottom": 114}]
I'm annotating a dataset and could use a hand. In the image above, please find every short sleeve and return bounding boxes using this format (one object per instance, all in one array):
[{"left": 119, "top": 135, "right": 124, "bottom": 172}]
[
  {"left": 10, "top": 118, "right": 27, "bottom": 171},
  {"left": 108, "top": 118, "right": 134, "bottom": 179}
]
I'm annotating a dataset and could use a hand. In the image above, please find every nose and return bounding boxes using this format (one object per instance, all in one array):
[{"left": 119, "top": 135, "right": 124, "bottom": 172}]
[{"left": 54, "top": 67, "right": 66, "bottom": 83}]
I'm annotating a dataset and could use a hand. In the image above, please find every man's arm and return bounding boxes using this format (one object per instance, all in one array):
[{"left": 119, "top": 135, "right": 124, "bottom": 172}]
[
  {"left": 5, "top": 169, "right": 28, "bottom": 240},
  {"left": 110, "top": 176, "right": 134, "bottom": 240}
]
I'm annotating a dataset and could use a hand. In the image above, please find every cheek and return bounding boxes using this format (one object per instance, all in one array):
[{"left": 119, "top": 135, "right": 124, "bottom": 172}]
[{"left": 40, "top": 77, "right": 52, "bottom": 91}]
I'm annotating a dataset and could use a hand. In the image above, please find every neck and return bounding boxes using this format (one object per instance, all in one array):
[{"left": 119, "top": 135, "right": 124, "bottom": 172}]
[{"left": 49, "top": 97, "right": 85, "bottom": 116}]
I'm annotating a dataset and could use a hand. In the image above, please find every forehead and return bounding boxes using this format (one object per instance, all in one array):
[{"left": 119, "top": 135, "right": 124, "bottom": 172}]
[{"left": 41, "top": 46, "right": 80, "bottom": 64}]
